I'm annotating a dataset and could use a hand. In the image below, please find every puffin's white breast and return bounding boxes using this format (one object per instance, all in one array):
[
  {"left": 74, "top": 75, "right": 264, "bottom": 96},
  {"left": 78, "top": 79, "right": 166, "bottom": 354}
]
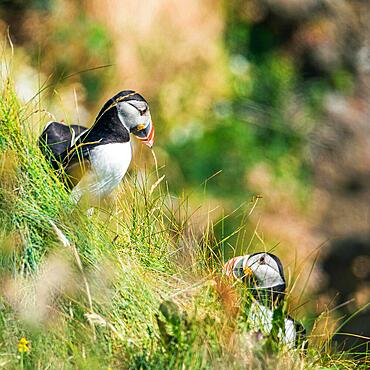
[
  {"left": 91, "top": 142, "right": 131, "bottom": 176},
  {"left": 248, "top": 302, "right": 297, "bottom": 347},
  {"left": 89, "top": 142, "right": 132, "bottom": 196},
  {"left": 70, "top": 142, "right": 132, "bottom": 204}
]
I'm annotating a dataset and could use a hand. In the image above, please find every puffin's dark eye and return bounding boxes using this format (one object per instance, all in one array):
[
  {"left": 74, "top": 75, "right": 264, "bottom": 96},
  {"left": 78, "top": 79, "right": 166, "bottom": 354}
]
[{"left": 259, "top": 256, "right": 265, "bottom": 264}]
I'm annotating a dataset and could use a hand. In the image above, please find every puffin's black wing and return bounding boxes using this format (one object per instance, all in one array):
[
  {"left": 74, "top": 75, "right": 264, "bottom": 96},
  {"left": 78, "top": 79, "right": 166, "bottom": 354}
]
[
  {"left": 57, "top": 129, "right": 99, "bottom": 187},
  {"left": 294, "top": 321, "right": 307, "bottom": 349},
  {"left": 39, "top": 121, "right": 88, "bottom": 169}
]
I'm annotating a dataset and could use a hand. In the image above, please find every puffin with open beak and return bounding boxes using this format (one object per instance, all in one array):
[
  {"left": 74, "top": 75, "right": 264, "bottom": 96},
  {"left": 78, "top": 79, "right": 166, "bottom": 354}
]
[
  {"left": 39, "top": 90, "right": 154, "bottom": 204},
  {"left": 223, "top": 252, "right": 306, "bottom": 348}
]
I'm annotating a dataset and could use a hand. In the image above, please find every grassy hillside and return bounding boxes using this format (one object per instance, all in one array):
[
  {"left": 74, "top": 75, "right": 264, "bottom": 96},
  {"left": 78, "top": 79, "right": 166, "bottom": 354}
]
[{"left": 0, "top": 75, "right": 367, "bottom": 368}]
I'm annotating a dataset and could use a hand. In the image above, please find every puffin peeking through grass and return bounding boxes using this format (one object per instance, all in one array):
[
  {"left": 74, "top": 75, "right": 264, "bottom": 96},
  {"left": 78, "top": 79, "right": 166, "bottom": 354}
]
[
  {"left": 39, "top": 90, "right": 154, "bottom": 205},
  {"left": 223, "top": 252, "right": 306, "bottom": 349},
  {"left": 223, "top": 252, "right": 287, "bottom": 306}
]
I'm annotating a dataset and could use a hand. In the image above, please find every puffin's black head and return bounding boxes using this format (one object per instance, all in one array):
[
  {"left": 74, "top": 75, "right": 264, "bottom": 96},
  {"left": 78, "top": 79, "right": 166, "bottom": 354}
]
[
  {"left": 223, "top": 252, "right": 286, "bottom": 306},
  {"left": 244, "top": 252, "right": 286, "bottom": 305},
  {"left": 96, "top": 90, "right": 154, "bottom": 147}
]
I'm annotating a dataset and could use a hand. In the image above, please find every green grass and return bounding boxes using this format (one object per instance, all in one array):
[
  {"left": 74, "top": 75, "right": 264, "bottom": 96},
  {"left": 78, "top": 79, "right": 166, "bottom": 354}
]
[{"left": 0, "top": 65, "right": 369, "bottom": 369}]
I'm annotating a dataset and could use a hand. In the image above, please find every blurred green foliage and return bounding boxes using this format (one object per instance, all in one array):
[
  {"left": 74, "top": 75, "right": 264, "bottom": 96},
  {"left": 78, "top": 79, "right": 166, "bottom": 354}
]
[
  {"left": 166, "top": 8, "right": 311, "bottom": 200},
  {"left": 1, "top": 0, "right": 114, "bottom": 109}
]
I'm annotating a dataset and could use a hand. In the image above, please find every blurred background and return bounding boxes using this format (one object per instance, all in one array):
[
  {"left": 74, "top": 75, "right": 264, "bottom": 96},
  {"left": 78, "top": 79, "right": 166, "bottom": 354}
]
[{"left": 1, "top": 0, "right": 369, "bottom": 351}]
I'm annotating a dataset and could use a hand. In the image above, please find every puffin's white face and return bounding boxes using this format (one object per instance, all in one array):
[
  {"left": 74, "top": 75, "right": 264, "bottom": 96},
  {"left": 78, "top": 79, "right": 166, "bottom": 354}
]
[
  {"left": 116, "top": 99, "right": 154, "bottom": 148},
  {"left": 243, "top": 253, "right": 285, "bottom": 289}
]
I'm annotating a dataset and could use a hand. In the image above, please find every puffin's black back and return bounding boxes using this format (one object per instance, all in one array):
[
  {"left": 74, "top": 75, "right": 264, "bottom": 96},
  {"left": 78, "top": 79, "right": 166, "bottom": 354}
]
[{"left": 39, "top": 122, "right": 87, "bottom": 168}]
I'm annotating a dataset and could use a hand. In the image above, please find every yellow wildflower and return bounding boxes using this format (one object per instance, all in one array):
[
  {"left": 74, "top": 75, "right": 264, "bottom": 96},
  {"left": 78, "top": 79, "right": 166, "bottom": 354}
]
[{"left": 17, "top": 337, "right": 30, "bottom": 353}]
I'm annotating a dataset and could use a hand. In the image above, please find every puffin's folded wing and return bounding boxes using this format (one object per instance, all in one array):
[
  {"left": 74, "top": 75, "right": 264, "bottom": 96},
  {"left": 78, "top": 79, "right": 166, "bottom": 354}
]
[
  {"left": 60, "top": 132, "right": 93, "bottom": 187},
  {"left": 39, "top": 121, "right": 88, "bottom": 168}
]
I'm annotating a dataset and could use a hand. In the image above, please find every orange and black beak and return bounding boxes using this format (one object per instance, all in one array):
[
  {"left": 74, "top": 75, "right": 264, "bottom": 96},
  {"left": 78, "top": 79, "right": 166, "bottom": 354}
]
[
  {"left": 223, "top": 255, "right": 255, "bottom": 281},
  {"left": 132, "top": 120, "right": 155, "bottom": 148},
  {"left": 223, "top": 256, "right": 249, "bottom": 280}
]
